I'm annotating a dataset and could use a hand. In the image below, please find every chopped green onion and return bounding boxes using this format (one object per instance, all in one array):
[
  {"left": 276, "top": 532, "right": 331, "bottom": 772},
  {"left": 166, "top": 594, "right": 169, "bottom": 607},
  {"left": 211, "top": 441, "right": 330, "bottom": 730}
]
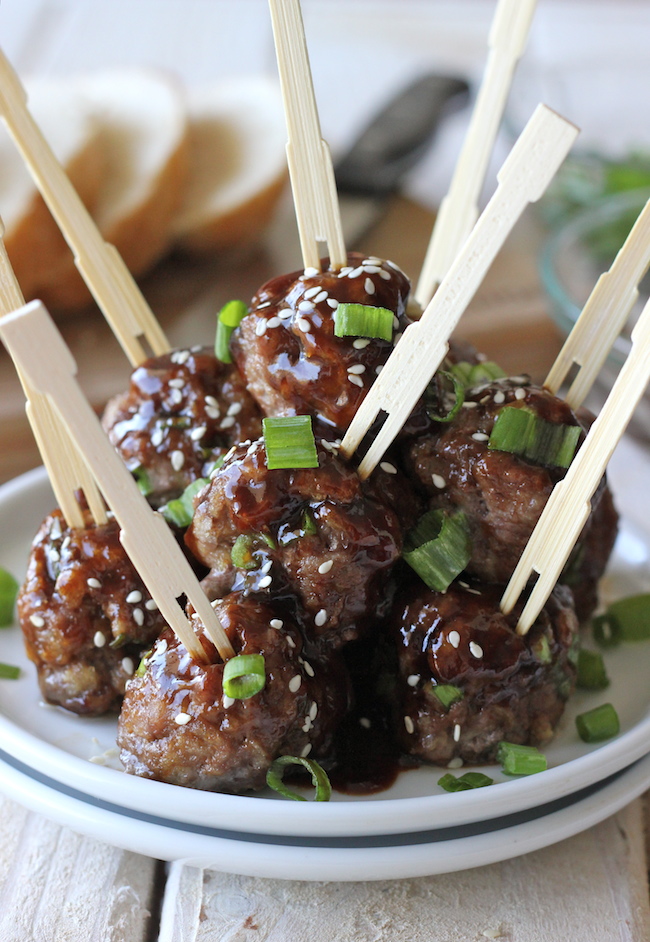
[
  {"left": 263, "top": 416, "right": 319, "bottom": 470},
  {"left": 109, "top": 633, "right": 128, "bottom": 650},
  {"left": 301, "top": 510, "right": 317, "bottom": 536},
  {"left": 576, "top": 703, "right": 620, "bottom": 743},
  {"left": 592, "top": 613, "right": 621, "bottom": 648},
  {"left": 215, "top": 299, "right": 248, "bottom": 363},
  {"left": 403, "top": 510, "right": 472, "bottom": 592},
  {"left": 531, "top": 634, "right": 552, "bottom": 664},
  {"left": 223, "top": 653, "right": 266, "bottom": 700},
  {"left": 449, "top": 360, "right": 506, "bottom": 388},
  {"left": 0, "top": 568, "right": 18, "bottom": 627},
  {"left": 334, "top": 303, "right": 394, "bottom": 342},
  {"left": 437, "top": 772, "right": 494, "bottom": 792},
  {"left": 488, "top": 406, "right": 581, "bottom": 468},
  {"left": 206, "top": 455, "right": 226, "bottom": 475},
  {"left": 266, "top": 755, "right": 331, "bottom": 802},
  {"left": 576, "top": 649, "right": 609, "bottom": 690},
  {"left": 606, "top": 594, "right": 650, "bottom": 641},
  {"left": 0, "top": 662, "right": 20, "bottom": 680},
  {"left": 431, "top": 684, "right": 464, "bottom": 710},
  {"left": 231, "top": 534, "right": 259, "bottom": 570},
  {"left": 160, "top": 477, "right": 209, "bottom": 528},
  {"left": 497, "top": 741, "right": 547, "bottom": 776},
  {"left": 135, "top": 649, "right": 152, "bottom": 677},
  {"left": 133, "top": 466, "right": 153, "bottom": 498},
  {"left": 425, "top": 371, "right": 465, "bottom": 424}
]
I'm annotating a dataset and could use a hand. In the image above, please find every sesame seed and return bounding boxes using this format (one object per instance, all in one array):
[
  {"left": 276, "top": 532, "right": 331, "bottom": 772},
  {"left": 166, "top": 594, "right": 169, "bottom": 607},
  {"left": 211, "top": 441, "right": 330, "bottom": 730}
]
[
  {"left": 393, "top": 332, "right": 402, "bottom": 346},
  {"left": 48, "top": 548, "right": 60, "bottom": 562},
  {"left": 309, "top": 701, "right": 318, "bottom": 720},
  {"left": 289, "top": 675, "right": 302, "bottom": 693},
  {"left": 379, "top": 461, "right": 397, "bottom": 474},
  {"left": 255, "top": 318, "right": 268, "bottom": 337},
  {"left": 278, "top": 308, "right": 293, "bottom": 319},
  {"left": 447, "top": 757, "right": 464, "bottom": 769},
  {"left": 432, "top": 473, "right": 446, "bottom": 489},
  {"left": 514, "top": 387, "right": 527, "bottom": 400},
  {"left": 404, "top": 716, "right": 415, "bottom": 734},
  {"left": 171, "top": 350, "right": 190, "bottom": 364},
  {"left": 314, "top": 609, "right": 327, "bottom": 627},
  {"left": 448, "top": 630, "right": 460, "bottom": 648},
  {"left": 301, "top": 743, "right": 312, "bottom": 758},
  {"left": 227, "top": 402, "right": 243, "bottom": 417},
  {"left": 458, "top": 580, "right": 469, "bottom": 589},
  {"left": 219, "top": 416, "right": 236, "bottom": 430},
  {"left": 206, "top": 406, "right": 220, "bottom": 420},
  {"left": 348, "top": 266, "right": 364, "bottom": 278},
  {"left": 29, "top": 614, "right": 45, "bottom": 628},
  {"left": 348, "top": 375, "right": 364, "bottom": 388},
  {"left": 347, "top": 363, "right": 366, "bottom": 375},
  {"left": 472, "top": 432, "right": 489, "bottom": 442},
  {"left": 145, "top": 599, "right": 158, "bottom": 611},
  {"left": 313, "top": 290, "right": 328, "bottom": 304},
  {"left": 133, "top": 608, "right": 144, "bottom": 626},
  {"left": 260, "top": 560, "right": 273, "bottom": 575},
  {"left": 258, "top": 575, "right": 273, "bottom": 589},
  {"left": 270, "top": 618, "right": 283, "bottom": 629},
  {"left": 171, "top": 450, "right": 185, "bottom": 471},
  {"left": 375, "top": 365, "right": 383, "bottom": 374},
  {"left": 298, "top": 300, "right": 314, "bottom": 312},
  {"left": 364, "top": 277, "right": 376, "bottom": 294},
  {"left": 257, "top": 301, "right": 271, "bottom": 309},
  {"left": 93, "top": 631, "right": 105, "bottom": 647},
  {"left": 302, "top": 719, "right": 312, "bottom": 733},
  {"left": 50, "top": 518, "right": 62, "bottom": 540},
  {"left": 453, "top": 723, "right": 461, "bottom": 742},
  {"left": 359, "top": 717, "right": 371, "bottom": 729},
  {"left": 338, "top": 266, "right": 353, "bottom": 276},
  {"left": 151, "top": 428, "right": 164, "bottom": 447},
  {"left": 407, "top": 674, "right": 420, "bottom": 687},
  {"left": 190, "top": 426, "right": 207, "bottom": 442},
  {"left": 362, "top": 265, "right": 381, "bottom": 274},
  {"left": 378, "top": 269, "right": 391, "bottom": 280},
  {"left": 174, "top": 712, "right": 192, "bottom": 725},
  {"left": 61, "top": 536, "right": 71, "bottom": 551},
  {"left": 493, "top": 390, "right": 505, "bottom": 404},
  {"left": 223, "top": 695, "right": 235, "bottom": 708},
  {"left": 157, "top": 639, "right": 168, "bottom": 654},
  {"left": 318, "top": 560, "right": 333, "bottom": 574},
  {"left": 296, "top": 317, "right": 311, "bottom": 332},
  {"left": 122, "top": 657, "right": 135, "bottom": 676},
  {"left": 304, "top": 267, "right": 319, "bottom": 277},
  {"left": 510, "top": 375, "right": 527, "bottom": 384},
  {"left": 353, "top": 338, "right": 371, "bottom": 349},
  {"left": 303, "top": 661, "right": 315, "bottom": 677},
  {"left": 304, "top": 286, "right": 321, "bottom": 299},
  {"left": 87, "top": 577, "right": 101, "bottom": 589},
  {"left": 168, "top": 378, "right": 185, "bottom": 389},
  {"left": 126, "top": 590, "right": 142, "bottom": 604},
  {"left": 462, "top": 401, "right": 478, "bottom": 409},
  {"left": 169, "top": 387, "right": 183, "bottom": 405},
  {"left": 287, "top": 636, "right": 296, "bottom": 648},
  {"left": 469, "top": 641, "right": 484, "bottom": 659},
  {"left": 326, "top": 298, "right": 339, "bottom": 309},
  {"left": 204, "top": 395, "right": 218, "bottom": 408},
  {"left": 266, "top": 316, "right": 282, "bottom": 329},
  {"left": 466, "top": 587, "right": 482, "bottom": 596}
]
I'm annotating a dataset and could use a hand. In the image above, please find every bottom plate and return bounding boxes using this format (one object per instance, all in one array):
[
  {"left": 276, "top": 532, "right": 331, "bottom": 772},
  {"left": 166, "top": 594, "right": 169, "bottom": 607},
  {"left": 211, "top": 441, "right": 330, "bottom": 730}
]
[{"left": 1, "top": 747, "right": 649, "bottom": 881}]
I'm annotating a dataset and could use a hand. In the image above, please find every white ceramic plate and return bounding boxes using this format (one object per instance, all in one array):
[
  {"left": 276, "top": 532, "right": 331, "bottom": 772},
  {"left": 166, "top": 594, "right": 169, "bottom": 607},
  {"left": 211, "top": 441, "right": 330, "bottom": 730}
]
[
  {"left": 1, "top": 468, "right": 650, "bottom": 839},
  {"left": 1, "top": 741, "right": 649, "bottom": 881}
]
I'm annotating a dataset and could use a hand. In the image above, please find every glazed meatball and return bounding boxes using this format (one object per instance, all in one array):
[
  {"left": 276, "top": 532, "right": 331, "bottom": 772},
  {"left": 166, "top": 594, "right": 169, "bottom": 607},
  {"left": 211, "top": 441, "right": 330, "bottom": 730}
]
[
  {"left": 17, "top": 510, "right": 166, "bottom": 715},
  {"left": 403, "top": 377, "right": 617, "bottom": 602},
  {"left": 117, "top": 594, "right": 350, "bottom": 793},
  {"left": 231, "top": 252, "right": 411, "bottom": 432},
  {"left": 102, "top": 346, "right": 262, "bottom": 507},
  {"left": 185, "top": 438, "right": 402, "bottom": 646},
  {"left": 389, "top": 579, "right": 578, "bottom": 766}
]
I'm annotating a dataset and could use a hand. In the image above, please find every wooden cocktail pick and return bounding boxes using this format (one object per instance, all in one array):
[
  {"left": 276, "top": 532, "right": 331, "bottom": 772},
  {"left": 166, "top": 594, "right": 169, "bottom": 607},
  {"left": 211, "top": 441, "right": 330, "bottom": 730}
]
[
  {"left": 0, "top": 301, "right": 234, "bottom": 664},
  {"left": 501, "top": 292, "right": 650, "bottom": 634},
  {"left": 544, "top": 197, "right": 650, "bottom": 409},
  {"left": 0, "top": 48, "right": 170, "bottom": 367},
  {"left": 268, "top": 0, "right": 346, "bottom": 272},
  {"left": 340, "top": 104, "right": 578, "bottom": 477},
  {"left": 0, "top": 219, "right": 106, "bottom": 528},
  {"left": 415, "top": 0, "right": 537, "bottom": 307}
]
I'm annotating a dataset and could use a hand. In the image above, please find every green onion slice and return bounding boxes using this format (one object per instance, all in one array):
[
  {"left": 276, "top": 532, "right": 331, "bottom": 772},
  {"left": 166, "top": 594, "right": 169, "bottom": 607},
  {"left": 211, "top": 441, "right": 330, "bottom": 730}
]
[
  {"left": 160, "top": 476, "right": 209, "bottom": 529},
  {"left": 431, "top": 684, "right": 464, "bottom": 710},
  {"left": 223, "top": 653, "right": 266, "bottom": 700},
  {"left": 576, "top": 703, "right": 620, "bottom": 743},
  {"left": 0, "top": 662, "right": 20, "bottom": 680},
  {"left": 425, "top": 371, "right": 465, "bottom": 424},
  {"left": 497, "top": 741, "right": 547, "bottom": 776},
  {"left": 135, "top": 649, "right": 152, "bottom": 677},
  {"left": 606, "top": 594, "right": 650, "bottom": 641},
  {"left": 403, "top": 510, "right": 472, "bottom": 593},
  {"left": 263, "top": 416, "right": 319, "bottom": 470},
  {"left": 266, "top": 755, "right": 332, "bottom": 802},
  {"left": 488, "top": 406, "right": 581, "bottom": 469},
  {"left": 334, "top": 303, "right": 394, "bottom": 342},
  {"left": 576, "top": 648, "right": 610, "bottom": 690},
  {"left": 449, "top": 360, "right": 506, "bottom": 388},
  {"left": 0, "top": 569, "right": 19, "bottom": 627},
  {"left": 592, "top": 613, "right": 621, "bottom": 648},
  {"left": 301, "top": 510, "right": 318, "bottom": 536},
  {"left": 215, "top": 299, "right": 248, "bottom": 364},
  {"left": 437, "top": 772, "right": 494, "bottom": 792},
  {"left": 133, "top": 466, "right": 153, "bottom": 498}
]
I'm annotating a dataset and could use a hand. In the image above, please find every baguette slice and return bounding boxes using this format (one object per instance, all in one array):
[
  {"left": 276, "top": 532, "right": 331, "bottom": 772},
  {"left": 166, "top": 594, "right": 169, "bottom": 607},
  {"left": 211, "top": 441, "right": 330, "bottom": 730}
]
[
  {"left": 1, "top": 78, "right": 105, "bottom": 302},
  {"left": 36, "top": 67, "right": 189, "bottom": 311},
  {"left": 172, "top": 76, "right": 288, "bottom": 253}
]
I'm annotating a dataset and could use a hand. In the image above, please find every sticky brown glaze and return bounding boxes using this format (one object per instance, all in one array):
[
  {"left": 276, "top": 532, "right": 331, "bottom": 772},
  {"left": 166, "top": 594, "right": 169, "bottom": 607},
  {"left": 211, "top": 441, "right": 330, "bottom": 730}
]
[
  {"left": 17, "top": 510, "right": 166, "bottom": 715},
  {"left": 389, "top": 579, "right": 578, "bottom": 766},
  {"left": 117, "top": 594, "right": 351, "bottom": 792},
  {"left": 231, "top": 253, "right": 410, "bottom": 432},
  {"left": 102, "top": 346, "right": 262, "bottom": 507},
  {"left": 403, "top": 377, "right": 616, "bottom": 602},
  {"left": 185, "top": 438, "right": 402, "bottom": 647}
]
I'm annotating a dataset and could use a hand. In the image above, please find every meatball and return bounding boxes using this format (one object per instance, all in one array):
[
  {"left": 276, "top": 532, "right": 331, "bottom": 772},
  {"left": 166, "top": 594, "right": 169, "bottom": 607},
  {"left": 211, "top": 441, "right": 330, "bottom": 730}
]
[
  {"left": 403, "top": 377, "right": 617, "bottom": 602},
  {"left": 231, "top": 252, "right": 411, "bottom": 432},
  {"left": 117, "top": 594, "right": 350, "bottom": 793},
  {"left": 185, "top": 438, "right": 402, "bottom": 646},
  {"left": 389, "top": 579, "right": 578, "bottom": 766},
  {"left": 102, "top": 346, "right": 262, "bottom": 507},
  {"left": 17, "top": 509, "right": 166, "bottom": 715}
]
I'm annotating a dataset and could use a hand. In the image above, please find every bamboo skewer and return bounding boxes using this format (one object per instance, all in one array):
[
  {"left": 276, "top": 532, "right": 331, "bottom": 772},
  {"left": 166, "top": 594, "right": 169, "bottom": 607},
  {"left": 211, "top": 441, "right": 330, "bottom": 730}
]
[
  {"left": 415, "top": 0, "right": 537, "bottom": 308},
  {"left": 544, "top": 197, "right": 650, "bottom": 409},
  {"left": 0, "top": 49, "right": 170, "bottom": 367},
  {"left": 340, "top": 105, "right": 578, "bottom": 477},
  {"left": 502, "top": 291, "right": 650, "bottom": 635},
  {"left": 0, "top": 301, "right": 235, "bottom": 664},
  {"left": 0, "top": 221, "right": 106, "bottom": 528},
  {"left": 268, "top": 0, "right": 346, "bottom": 272}
]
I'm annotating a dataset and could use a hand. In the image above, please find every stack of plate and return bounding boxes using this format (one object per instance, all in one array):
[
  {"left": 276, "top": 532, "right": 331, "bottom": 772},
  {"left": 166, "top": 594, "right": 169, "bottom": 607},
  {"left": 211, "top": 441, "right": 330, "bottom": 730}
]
[{"left": 1, "top": 468, "right": 649, "bottom": 882}]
